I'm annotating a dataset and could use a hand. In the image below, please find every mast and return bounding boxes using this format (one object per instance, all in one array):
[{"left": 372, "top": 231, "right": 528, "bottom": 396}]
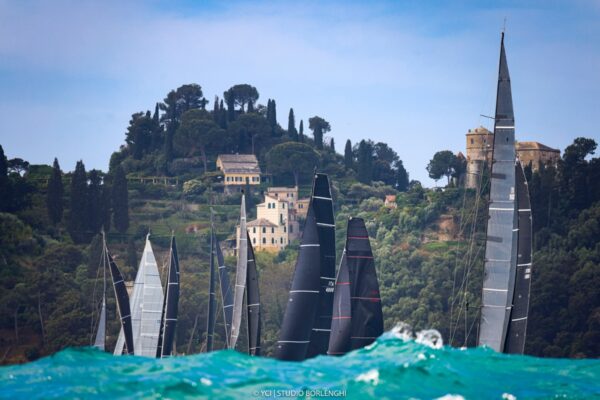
[
  {"left": 478, "top": 32, "right": 518, "bottom": 352},
  {"left": 504, "top": 161, "right": 533, "bottom": 354},
  {"left": 246, "top": 232, "right": 261, "bottom": 356},
  {"left": 159, "top": 234, "right": 180, "bottom": 357},
  {"left": 216, "top": 227, "right": 233, "bottom": 349},
  {"left": 107, "top": 249, "right": 135, "bottom": 355},
  {"left": 276, "top": 173, "right": 335, "bottom": 361},
  {"left": 230, "top": 194, "right": 248, "bottom": 349},
  {"left": 93, "top": 237, "right": 107, "bottom": 351},
  {"left": 206, "top": 212, "right": 217, "bottom": 352},
  {"left": 328, "top": 218, "right": 383, "bottom": 355}
]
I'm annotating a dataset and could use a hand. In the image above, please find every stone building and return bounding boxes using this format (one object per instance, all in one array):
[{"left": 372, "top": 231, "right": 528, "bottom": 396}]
[
  {"left": 216, "top": 154, "right": 261, "bottom": 193},
  {"left": 465, "top": 126, "right": 560, "bottom": 189}
]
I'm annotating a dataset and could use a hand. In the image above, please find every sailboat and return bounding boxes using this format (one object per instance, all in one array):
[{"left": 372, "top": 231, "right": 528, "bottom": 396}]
[
  {"left": 276, "top": 173, "right": 336, "bottom": 361},
  {"left": 92, "top": 236, "right": 107, "bottom": 351},
  {"left": 229, "top": 194, "right": 262, "bottom": 355},
  {"left": 114, "top": 234, "right": 164, "bottom": 357},
  {"left": 157, "top": 234, "right": 180, "bottom": 357},
  {"left": 477, "top": 32, "right": 533, "bottom": 354},
  {"left": 328, "top": 217, "right": 383, "bottom": 355}
]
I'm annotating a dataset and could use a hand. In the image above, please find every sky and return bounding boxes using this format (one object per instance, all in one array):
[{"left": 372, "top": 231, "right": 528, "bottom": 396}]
[{"left": 0, "top": 0, "right": 598, "bottom": 185}]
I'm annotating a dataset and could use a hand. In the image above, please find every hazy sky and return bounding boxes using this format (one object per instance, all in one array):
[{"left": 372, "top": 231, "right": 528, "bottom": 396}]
[{"left": 0, "top": 0, "right": 598, "bottom": 185}]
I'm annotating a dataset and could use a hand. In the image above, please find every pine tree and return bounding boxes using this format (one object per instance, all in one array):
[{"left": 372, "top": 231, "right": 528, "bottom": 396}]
[
  {"left": 298, "top": 120, "right": 304, "bottom": 142},
  {"left": 68, "top": 161, "right": 89, "bottom": 243},
  {"left": 308, "top": 116, "right": 331, "bottom": 150},
  {"left": 46, "top": 158, "right": 64, "bottom": 225},
  {"left": 344, "top": 139, "right": 353, "bottom": 169},
  {"left": 330, "top": 138, "right": 335, "bottom": 152},
  {"left": 287, "top": 108, "right": 298, "bottom": 140},
  {"left": 112, "top": 165, "right": 129, "bottom": 234}
]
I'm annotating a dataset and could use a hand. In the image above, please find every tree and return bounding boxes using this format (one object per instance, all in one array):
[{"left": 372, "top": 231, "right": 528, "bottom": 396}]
[
  {"left": 7, "top": 158, "right": 29, "bottom": 176},
  {"left": 330, "top": 138, "right": 335, "bottom": 152},
  {"left": 298, "top": 120, "right": 304, "bottom": 142},
  {"left": 266, "top": 142, "right": 319, "bottom": 186},
  {"left": 357, "top": 140, "right": 374, "bottom": 184},
  {"left": 373, "top": 159, "right": 395, "bottom": 185},
  {"left": 174, "top": 109, "right": 224, "bottom": 172},
  {"left": 427, "top": 150, "right": 458, "bottom": 185},
  {"left": 46, "top": 158, "right": 63, "bottom": 225},
  {"left": 112, "top": 165, "right": 129, "bottom": 234},
  {"left": 374, "top": 142, "right": 399, "bottom": 166},
  {"left": 228, "top": 113, "right": 271, "bottom": 154},
  {"left": 308, "top": 116, "right": 331, "bottom": 150},
  {"left": 125, "top": 112, "right": 154, "bottom": 159},
  {"left": 344, "top": 139, "right": 353, "bottom": 169},
  {"left": 395, "top": 160, "right": 410, "bottom": 192},
  {"left": 87, "top": 170, "right": 103, "bottom": 235},
  {"left": 224, "top": 84, "right": 259, "bottom": 113},
  {"left": 287, "top": 108, "right": 298, "bottom": 141},
  {"left": 68, "top": 161, "right": 89, "bottom": 244}
]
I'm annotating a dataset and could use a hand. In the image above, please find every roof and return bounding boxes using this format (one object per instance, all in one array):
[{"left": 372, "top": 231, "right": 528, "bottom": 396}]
[
  {"left": 516, "top": 141, "right": 560, "bottom": 153},
  {"left": 467, "top": 126, "right": 492, "bottom": 135},
  {"left": 247, "top": 218, "right": 278, "bottom": 228},
  {"left": 385, "top": 195, "right": 396, "bottom": 202},
  {"left": 267, "top": 186, "right": 297, "bottom": 192},
  {"left": 217, "top": 154, "right": 261, "bottom": 174}
]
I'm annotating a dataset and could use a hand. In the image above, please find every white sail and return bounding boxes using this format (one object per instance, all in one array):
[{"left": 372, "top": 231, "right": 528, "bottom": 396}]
[
  {"left": 93, "top": 297, "right": 106, "bottom": 350},
  {"left": 230, "top": 195, "right": 248, "bottom": 349}
]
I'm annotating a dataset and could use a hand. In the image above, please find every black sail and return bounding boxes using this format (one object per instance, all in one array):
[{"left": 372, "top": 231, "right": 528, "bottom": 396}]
[
  {"left": 246, "top": 233, "right": 261, "bottom": 356},
  {"left": 216, "top": 235, "right": 233, "bottom": 348},
  {"left": 306, "top": 173, "right": 336, "bottom": 358},
  {"left": 478, "top": 32, "right": 518, "bottom": 352},
  {"left": 107, "top": 252, "right": 134, "bottom": 355},
  {"left": 328, "top": 218, "right": 383, "bottom": 355},
  {"left": 275, "top": 205, "right": 321, "bottom": 361},
  {"left": 159, "top": 236, "right": 180, "bottom": 357},
  {"left": 504, "top": 161, "right": 533, "bottom": 354},
  {"left": 206, "top": 225, "right": 217, "bottom": 352}
]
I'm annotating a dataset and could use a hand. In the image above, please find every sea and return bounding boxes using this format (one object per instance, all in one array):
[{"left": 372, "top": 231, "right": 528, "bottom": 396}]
[{"left": 1, "top": 329, "right": 599, "bottom": 400}]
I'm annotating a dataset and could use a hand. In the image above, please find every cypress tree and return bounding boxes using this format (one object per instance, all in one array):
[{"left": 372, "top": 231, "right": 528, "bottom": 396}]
[
  {"left": 213, "top": 95, "right": 220, "bottom": 117},
  {"left": 287, "top": 108, "right": 297, "bottom": 140},
  {"left": 47, "top": 158, "right": 64, "bottom": 225},
  {"left": 395, "top": 160, "right": 410, "bottom": 192},
  {"left": 270, "top": 99, "right": 277, "bottom": 127},
  {"left": 357, "top": 140, "right": 373, "bottom": 184},
  {"left": 87, "top": 169, "right": 103, "bottom": 235},
  {"left": 330, "top": 138, "right": 335, "bottom": 152},
  {"left": 112, "top": 165, "right": 129, "bottom": 234},
  {"left": 298, "top": 120, "right": 304, "bottom": 142},
  {"left": 344, "top": 139, "right": 353, "bottom": 169},
  {"left": 227, "top": 94, "right": 235, "bottom": 122},
  {"left": 101, "top": 182, "right": 111, "bottom": 232},
  {"left": 266, "top": 100, "right": 273, "bottom": 124},
  {"left": 0, "top": 145, "right": 8, "bottom": 211},
  {"left": 68, "top": 161, "right": 89, "bottom": 244},
  {"left": 219, "top": 100, "right": 227, "bottom": 129},
  {"left": 152, "top": 103, "right": 162, "bottom": 152}
]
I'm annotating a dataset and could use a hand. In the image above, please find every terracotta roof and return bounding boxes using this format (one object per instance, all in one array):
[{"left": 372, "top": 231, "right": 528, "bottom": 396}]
[
  {"left": 516, "top": 141, "right": 560, "bottom": 153},
  {"left": 385, "top": 195, "right": 396, "bottom": 202},
  {"left": 247, "top": 218, "right": 278, "bottom": 228},
  {"left": 217, "top": 154, "right": 261, "bottom": 174}
]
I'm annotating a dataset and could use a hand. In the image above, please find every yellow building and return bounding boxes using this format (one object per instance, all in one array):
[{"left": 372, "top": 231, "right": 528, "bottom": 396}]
[
  {"left": 515, "top": 141, "right": 561, "bottom": 170},
  {"left": 216, "top": 154, "right": 261, "bottom": 193}
]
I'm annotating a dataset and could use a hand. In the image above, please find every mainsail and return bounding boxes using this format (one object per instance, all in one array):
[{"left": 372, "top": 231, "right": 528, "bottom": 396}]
[
  {"left": 158, "top": 235, "right": 180, "bottom": 357},
  {"left": 107, "top": 252, "right": 134, "bottom": 355},
  {"left": 504, "top": 161, "right": 533, "bottom": 354},
  {"left": 478, "top": 32, "right": 519, "bottom": 352},
  {"left": 276, "top": 173, "right": 335, "bottom": 361},
  {"left": 216, "top": 231, "right": 233, "bottom": 349},
  {"left": 206, "top": 217, "right": 217, "bottom": 353},
  {"left": 246, "top": 232, "right": 261, "bottom": 356},
  {"left": 328, "top": 218, "right": 383, "bottom": 355},
  {"left": 93, "top": 241, "right": 107, "bottom": 351},
  {"left": 230, "top": 195, "right": 248, "bottom": 349}
]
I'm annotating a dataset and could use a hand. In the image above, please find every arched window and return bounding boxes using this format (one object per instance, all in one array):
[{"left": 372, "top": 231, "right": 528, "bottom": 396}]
[
  {"left": 253, "top": 227, "right": 256, "bottom": 233},
  {"left": 253, "top": 238, "right": 256, "bottom": 244},
  {"left": 262, "top": 237, "right": 266, "bottom": 244},
  {"left": 271, "top": 227, "right": 274, "bottom": 233},
  {"left": 262, "top": 227, "right": 266, "bottom": 233},
  {"left": 280, "top": 237, "right": 283, "bottom": 244},
  {"left": 271, "top": 238, "right": 275, "bottom": 244}
]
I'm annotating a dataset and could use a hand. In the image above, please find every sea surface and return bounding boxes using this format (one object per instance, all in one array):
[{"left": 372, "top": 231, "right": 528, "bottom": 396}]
[{"left": 1, "top": 330, "right": 599, "bottom": 400}]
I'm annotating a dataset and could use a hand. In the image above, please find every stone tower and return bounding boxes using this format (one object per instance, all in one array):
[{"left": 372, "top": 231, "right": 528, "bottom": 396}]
[{"left": 465, "top": 126, "right": 493, "bottom": 189}]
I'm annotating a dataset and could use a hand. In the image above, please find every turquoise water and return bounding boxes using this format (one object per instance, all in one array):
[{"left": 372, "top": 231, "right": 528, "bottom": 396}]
[{"left": 1, "top": 332, "right": 599, "bottom": 399}]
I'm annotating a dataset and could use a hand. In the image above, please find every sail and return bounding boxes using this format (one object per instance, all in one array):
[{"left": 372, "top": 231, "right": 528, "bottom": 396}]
[
  {"left": 328, "top": 218, "right": 383, "bottom": 355},
  {"left": 275, "top": 205, "right": 321, "bottom": 361},
  {"left": 230, "top": 195, "right": 248, "bottom": 349},
  {"left": 306, "top": 173, "right": 336, "bottom": 358},
  {"left": 246, "top": 232, "right": 261, "bottom": 356},
  {"left": 159, "top": 236, "right": 180, "bottom": 357},
  {"left": 504, "top": 161, "right": 533, "bottom": 354},
  {"left": 206, "top": 224, "right": 217, "bottom": 352},
  {"left": 93, "top": 298, "right": 106, "bottom": 350},
  {"left": 137, "top": 237, "right": 164, "bottom": 357},
  {"left": 478, "top": 32, "right": 518, "bottom": 352},
  {"left": 216, "top": 234, "right": 233, "bottom": 348},
  {"left": 107, "top": 252, "right": 134, "bottom": 355}
]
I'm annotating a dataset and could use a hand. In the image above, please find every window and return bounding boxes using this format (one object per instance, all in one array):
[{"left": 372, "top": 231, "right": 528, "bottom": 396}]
[
  {"left": 289, "top": 225, "right": 293, "bottom": 233},
  {"left": 253, "top": 238, "right": 256, "bottom": 244},
  {"left": 262, "top": 227, "right": 266, "bottom": 233},
  {"left": 262, "top": 238, "right": 266, "bottom": 244},
  {"left": 290, "top": 202, "right": 293, "bottom": 208},
  {"left": 253, "top": 227, "right": 256, "bottom": 233},
  {"left": 280, "top": 237, "right": 283, "bottom": 244},
  {"left": 271, "top": 227, "right": 274, "bottom": 233},
  {"left": 282, "top": 203, "right": 285, "bottom": 209},
  {"left": 271, "top": 238, "right": 275, "bottom": 244},
  {"left": 280, "top": 214, "right": 284, "bottom": 224},
  {"left": 471, "top": 138, "right": 474, "bottom": 144},
  {"left": 284, "top": 226, "right": 287, "bottom": 233},
  {"left": 268, "top": 203, "right": 271, "bottom": 209}
]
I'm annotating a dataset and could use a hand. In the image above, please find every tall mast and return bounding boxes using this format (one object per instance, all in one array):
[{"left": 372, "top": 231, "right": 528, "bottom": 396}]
[{"left": 478, "top": 32, "right": 518, "bottom": 352}]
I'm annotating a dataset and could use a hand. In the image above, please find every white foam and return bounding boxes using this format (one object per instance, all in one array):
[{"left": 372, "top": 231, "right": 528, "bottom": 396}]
[
  {"left": 502, "top": 393, "right": 516, "bottom": 400},
  {"left": 415, "top": 329, "right": 444, "bottom": 349},
  {"left": 436, "top": 395, "right": 465, "bottom": 400},
  {"left": 355, "top": 369, "right": 379, "bottom": 385}
]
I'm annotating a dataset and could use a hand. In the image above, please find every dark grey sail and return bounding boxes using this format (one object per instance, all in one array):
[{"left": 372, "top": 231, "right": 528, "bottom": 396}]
[
  {"left": 107, "top": 252, "right": 134, "bottom": 355},
  {"left": 159, "top": 236, "right": 180, "bottom": 358},
  {"left": 504, "top": 161, "right": 533, "bottom": 354},
  {"left": 230, "top": 195, "right": 248, "bottom": 349},
  {"left": 206, "top": 219, "right": 217, "bottom": 353},
  {"left": 328, "top": 218, "right": 383, "bottom": 355},
  {"left": 246, "top": 232, "right": 261, "bottom": 356},
  {"left": 216, "top": 233, "right": 233, "bottom": 349},
  {"left": 478, "top": 32, "right": 518, "bottom": 352},
  {"left": 275, "top": 205, "right": 321, "bottom": 361}
]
